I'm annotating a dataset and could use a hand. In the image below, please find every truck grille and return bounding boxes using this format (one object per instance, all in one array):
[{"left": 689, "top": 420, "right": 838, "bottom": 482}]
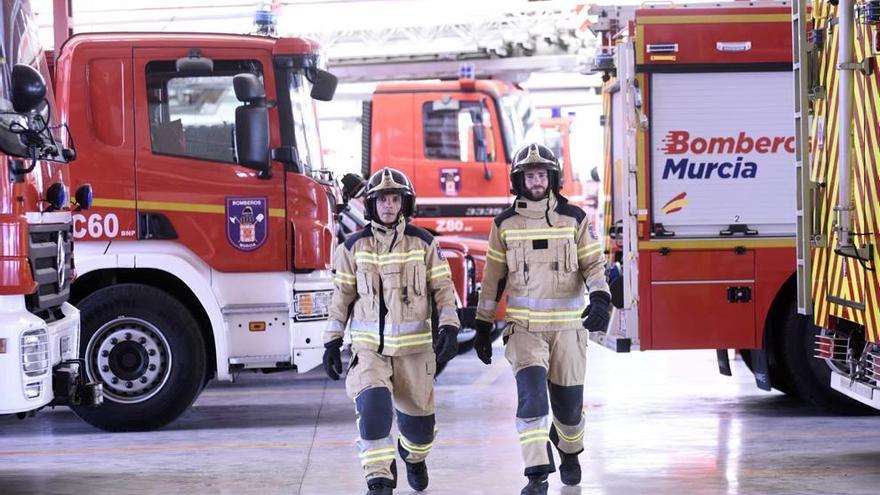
[{"left": 26, "top": 223, "right": 73, "bottom": 322}]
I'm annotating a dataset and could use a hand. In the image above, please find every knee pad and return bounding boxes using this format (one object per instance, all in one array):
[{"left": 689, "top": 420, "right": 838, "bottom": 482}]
[
  {"left": 515, "top": 366, "right": 549, "bottom": 418},
  {"left": 396, "top": 410, "right": 436, "bottom": 445},
  {"left": 549, "top": 383, "right": 584, "bottom": 425},
  {"left": 356, "top": 387, "right": 393, "bottom": 440}
]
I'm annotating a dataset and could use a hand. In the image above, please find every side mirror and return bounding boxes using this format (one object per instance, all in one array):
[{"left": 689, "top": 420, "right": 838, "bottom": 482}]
[
  {"left": 11, "top": 64, "right": 46, "bottom": 113},
  {"left": 310, "top": 68, "right": 338, "bottom": 102},
  {"left": 233, "top": 74, "right": 270, "bottom": 177},
  {"left": 473, "top": 124, "right": 488, "bottom": 163},
  {"left": 341, "top": 172, "right": 366, "bottom": 200},
  {"left": 590, "top": 166, "right": 601, "bottom": 183},
  {"left": 176, "top": 51, "right": 214, "bottom": 74}
]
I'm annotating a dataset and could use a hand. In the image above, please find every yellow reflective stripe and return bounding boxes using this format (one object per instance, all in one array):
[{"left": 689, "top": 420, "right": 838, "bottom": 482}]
[
  {"left": 503, "top": 227, "right": 575, "bottom": 235},
  {"left": 578, "top": 247, "right": 602, "bottom": 260},
  {"left": 352, "top": 338, "right": 433, "bottom": 348},
  {"left": 335, "top": 271, "right": 356, "bottom": 280},
  {"left": 355, "top": 249, "right": 425, "bottom": 259},
  {"left": 430, "top": 264, "right": 450, "bottom": 272},
  {"left": 361, "top": 455, "right": 396, "bottom": 465},
  {"left": 507, "top": 308, "right": 582, "bottom": 317},
  {"left": 430, "top": 269, "right": 451, "bottom": 280},
  {"left": 519, "top": 428, "right": 549, "bottom": 438},
  {"left": 400, "top": 437, "right": 433, "bottom": 454},
  {"left": 334, "top": 277, "right": 356, "bottom": 286},
  {"left": 356, "top": 256, "right": 424, "bottom": 266},
  {"left": 504, "top": 234, "right": 575, "bottom": 241},
  {"left": 351, "top": 331, "right": 433, "bottom": 341},
  {"left": 487, "top": 253, "right": 506, "bottom": 263},
  {"left": 359, "top": 447, "right": 396, "bottom": 458},
  {"left": 93, "top": 198, "right": 284, "bottom": 217},
  {"left": 487, "top": 247, "right": 505, "bottom": 257},
  {"left": 520, "top": 436, "right": 551, "bottom": 445},
  {"left": 555, "top": 429, "right": 585, "bottom": 443},
  {"left": 578, "top": 243, "right": 601, "bottom": 253}
]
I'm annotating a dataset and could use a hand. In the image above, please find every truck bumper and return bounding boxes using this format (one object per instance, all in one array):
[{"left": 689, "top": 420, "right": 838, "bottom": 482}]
[
  {"left": 829, "top": 369, "right": 880, "bottom": 410},
  {"left": 51, "top": 359, "right": 104, "bottom": 407}
]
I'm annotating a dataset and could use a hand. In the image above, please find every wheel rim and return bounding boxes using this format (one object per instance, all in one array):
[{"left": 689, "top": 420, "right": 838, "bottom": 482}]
[{"left": 85, "top": 317, "right": 173, "bottom": 404}]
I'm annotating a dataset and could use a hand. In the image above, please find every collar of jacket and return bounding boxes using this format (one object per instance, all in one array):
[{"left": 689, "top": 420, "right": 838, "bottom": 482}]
[
  {"left": 514, "top": 192, "right": 559, "bottom": 221},
  {"left": 370, "top": 217, "right": 407, "bottom": 249}
]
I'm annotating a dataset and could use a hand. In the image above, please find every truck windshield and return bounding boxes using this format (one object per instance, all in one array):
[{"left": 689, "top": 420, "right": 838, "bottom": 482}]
[
  {"left": 500, "top": 93, "right": 539, "bottom": 158},
  {"left": 0, "top": 0, "right": 66, "bottom": 162},
  {"left": 286, "top": 70, "right": 324, "bottom": 175}
]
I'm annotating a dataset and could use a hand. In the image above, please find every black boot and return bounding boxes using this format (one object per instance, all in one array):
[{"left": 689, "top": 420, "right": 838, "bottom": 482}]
[
  {"left": 559, "top": 452, "right": 582, "bottom": 486},
  {"left": 365, "top": 478, "right": 394, "bottom": 495},
  {"left": 398, "top": 440, "right": 428, "bottom": 491},
  {"left": 521, "top": 474, "right": 549, "bottom": 495}
]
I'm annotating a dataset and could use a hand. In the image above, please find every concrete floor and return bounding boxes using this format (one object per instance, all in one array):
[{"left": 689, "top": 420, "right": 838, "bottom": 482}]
[{"left": 2, "top": 344, "right": 880, "bottom": 495}]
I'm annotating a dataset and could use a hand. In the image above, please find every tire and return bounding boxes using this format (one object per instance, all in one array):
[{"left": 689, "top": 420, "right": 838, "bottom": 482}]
[
  {"left": 781, "top": 300, "right": 878, "bottom": 415},
  {"left": 71, "top": 284, "right": 207, "bottom": 431}
]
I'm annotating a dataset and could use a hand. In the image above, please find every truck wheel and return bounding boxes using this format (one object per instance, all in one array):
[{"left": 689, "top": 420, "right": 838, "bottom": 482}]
[
  {"left": 71, "top": 284, "right": 207, "bottom": 431},
  {"left": 781, "top": 301, "right": 877, "bottom": 415}
]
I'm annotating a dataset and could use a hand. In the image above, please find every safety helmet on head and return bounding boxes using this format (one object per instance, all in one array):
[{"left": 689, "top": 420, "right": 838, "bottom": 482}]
[
  {"left": 364, "top": 167, "right": 416, "bottom": 222},
  {"left": 509, "top": 143, "right": 562, "bottom": 198}
]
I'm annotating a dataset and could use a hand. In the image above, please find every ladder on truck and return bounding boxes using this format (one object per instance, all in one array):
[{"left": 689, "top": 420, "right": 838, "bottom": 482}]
[{"left": 792, "top": 0, "right": 814, "bottom": 316}]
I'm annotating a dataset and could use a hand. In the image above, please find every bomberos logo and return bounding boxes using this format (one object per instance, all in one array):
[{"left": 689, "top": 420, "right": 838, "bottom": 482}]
[{"left": 659, "top": 130, "right": 795, "bottom": 180}]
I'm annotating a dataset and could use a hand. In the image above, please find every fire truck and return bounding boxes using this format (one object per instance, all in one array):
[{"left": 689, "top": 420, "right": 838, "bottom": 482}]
[
  {"left": 51, "top": 32, "right": 341, "bottom": 431},
  {"left": 363, "top": 80, "right": 589, "bottom": 237},
  {"left": 592, "top": 1, "right": 869, "bottom": 412},
  {"left": 795, "top": 0, "right": 880, "bottom": 409},
  {"left": 1, "top": 0, "right": 100, "bottom": 417}
]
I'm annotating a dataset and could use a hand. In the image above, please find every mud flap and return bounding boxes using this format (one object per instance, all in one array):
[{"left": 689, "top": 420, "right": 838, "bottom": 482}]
[
  {"left": 749, "top": 349, "right": 772, "bottom": 391},
  {"left": 716, "top": 349, "right": 732, "bottom": 377}
]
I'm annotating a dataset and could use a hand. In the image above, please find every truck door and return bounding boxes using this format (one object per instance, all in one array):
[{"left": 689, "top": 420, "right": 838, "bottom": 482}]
[
  {"left": 133, "top": 48, "right": 286, "bottom": 272},
  {"left": 412, "top": 92, "right": 509, "bottom": 234}
]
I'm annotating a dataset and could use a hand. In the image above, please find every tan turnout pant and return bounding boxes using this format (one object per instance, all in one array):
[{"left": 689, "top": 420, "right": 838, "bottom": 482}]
[
  {"left": 504, "top": 324, "right": 588, "bottom": 476},
  {"left": 346, "top": 349, "right": 437, "bottom": 483}
]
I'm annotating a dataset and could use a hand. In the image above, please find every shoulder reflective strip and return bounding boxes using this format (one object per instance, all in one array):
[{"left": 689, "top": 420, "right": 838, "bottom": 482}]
[
  {"left": 430, "top": 264, "right": 450, "bottom": 272},
  {"left": 487, "top": 253, "right": 506, "bottom": 263},
  {"left": 503, "top": 227, "right": 576, "bottom": 235},
  {"left": 507, "top": 296, "right": 584, "bottom": 311},
  {"left": 335, "top": 277, "right": 356, "bottom": 286},
  {"left": 487, "top": 247, "right": 505, "bottom": 257},
  {"left": 578, "top": 243, "right": 602, "bottom": 253}
]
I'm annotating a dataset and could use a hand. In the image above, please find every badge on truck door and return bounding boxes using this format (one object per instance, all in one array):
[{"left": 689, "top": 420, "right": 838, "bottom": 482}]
[
  {"left": 226, "top": 196, "right": 268, "bottom": 251},
  {"left": 440, "top": 168, "right": 461, "bottom": 196}
]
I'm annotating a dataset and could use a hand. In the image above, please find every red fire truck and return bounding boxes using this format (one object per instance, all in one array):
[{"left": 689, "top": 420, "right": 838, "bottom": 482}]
[
  {"left": 795, "top": 0, "right": 880, "bottom": 409},
  {"left": 364, "top": 79, "right": 587, "bottom": 237},
  {"left": 593, "top": 1, "right": 869, "bottom": 412},
  {"left": 1, "top": 0, "right": 100, "bottom": 417},
  {"left": 52, "top": 32, "right": 342, "bottom": 431}
]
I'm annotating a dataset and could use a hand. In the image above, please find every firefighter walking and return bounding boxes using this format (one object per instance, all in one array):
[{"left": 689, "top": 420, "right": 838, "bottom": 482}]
[
  {"left": 474, "top": 143, "right": 611, "bottom": 494},
  {"left": 323, "top": 168, "right": 460, "bottom": 495}
]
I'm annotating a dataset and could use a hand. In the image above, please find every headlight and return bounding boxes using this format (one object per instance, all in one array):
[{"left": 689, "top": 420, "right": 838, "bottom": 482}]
[
  {"left": 293, "top": 291, "right": 332, "bottom": 321},
  {"left": 21, "top": 329, "right": 50, "bottom": 377}
]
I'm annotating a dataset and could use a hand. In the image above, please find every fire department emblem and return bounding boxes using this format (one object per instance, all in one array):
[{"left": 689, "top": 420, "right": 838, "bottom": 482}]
[
  {"left": 226, "top": 196, "right": 268, "bottom": 252},
  {"left": 439, "top": 168, "right": 461, "bottom": 196}
]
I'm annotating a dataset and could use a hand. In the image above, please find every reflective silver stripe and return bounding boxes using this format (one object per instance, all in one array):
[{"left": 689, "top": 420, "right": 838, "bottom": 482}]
[
  {"left": 357, "top": 437, "right": 395, "bottom": 466},
  {"left": 479, "top": 299, "right": 498, "bottom": 311},
  {"left": 516, "top": 416, "right": 550, "bottom": 445},
  {"left": 439, "top": 307, "right": 458, "bottom": 321},
  {"left": 350, "top": 320, "right": 428, "bottom": 334},
  {"left": 326, "top": 319, "right": 346, "bottom": 333},
  {"left": 507, "top": 295, "right": 585, "bottom": 312},
  {"left": 553, "top": 413, "right": 586, "bottom": 444}
]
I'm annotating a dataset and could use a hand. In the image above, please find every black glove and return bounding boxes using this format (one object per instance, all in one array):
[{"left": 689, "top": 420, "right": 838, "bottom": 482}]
[
  {"left": 583, "top": 291, "right": 611, "bottom": 333},
  {"left": 474, "top": 319, "right": 494, "bottom": 365},
  {"left": 323, "top": 337, "right": 343, "bottom": 380},
  {"left": 435, "top": 325, "right": 459, "bottom": 363}
]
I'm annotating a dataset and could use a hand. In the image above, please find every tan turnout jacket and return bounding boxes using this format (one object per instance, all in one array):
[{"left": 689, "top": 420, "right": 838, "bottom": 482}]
[
  {"left": 325, "top": 218, "right": 460, "bottom": 355},
  {"left": 476, "top": 193, "right": 608, "bottom": 332}
]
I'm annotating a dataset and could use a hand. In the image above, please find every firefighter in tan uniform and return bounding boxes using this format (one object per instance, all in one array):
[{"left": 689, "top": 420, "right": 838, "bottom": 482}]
[
  {"left": 474, "top": 143, "right": 611, "bottom": 495},
  {"left": 323, "top": 168, "right": 460, "bottom": 495}
]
